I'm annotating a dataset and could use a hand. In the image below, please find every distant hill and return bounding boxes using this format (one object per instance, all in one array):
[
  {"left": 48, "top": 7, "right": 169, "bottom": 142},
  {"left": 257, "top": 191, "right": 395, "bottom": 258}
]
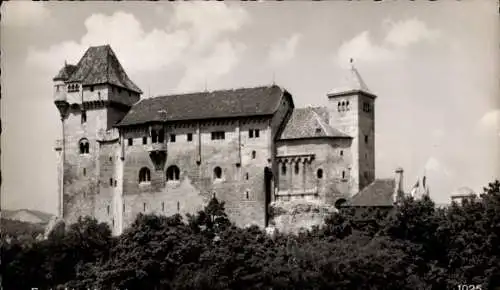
[
  {"left": 1, "top": 209, "right": 53, "bottom": 224},
  {"left": 1, "top": 218, "right": 46, "bottom": 241}
]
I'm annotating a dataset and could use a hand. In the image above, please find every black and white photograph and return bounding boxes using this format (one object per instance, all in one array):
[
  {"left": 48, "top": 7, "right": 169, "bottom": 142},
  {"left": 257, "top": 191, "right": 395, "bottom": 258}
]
[{"left": 1, "top": 1, "right": 499, "bottom": 289}]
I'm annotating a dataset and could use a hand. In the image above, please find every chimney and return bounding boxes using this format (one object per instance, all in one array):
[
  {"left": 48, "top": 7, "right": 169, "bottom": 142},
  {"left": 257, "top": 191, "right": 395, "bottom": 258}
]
[{"left": 393, "top": 167, "right": 404, "bottom": 204}]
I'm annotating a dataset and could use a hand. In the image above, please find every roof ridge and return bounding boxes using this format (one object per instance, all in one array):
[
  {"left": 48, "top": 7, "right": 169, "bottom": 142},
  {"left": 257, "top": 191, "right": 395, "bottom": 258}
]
[
  {"left": 310, "top": 109, "right": 330, "bottom": 135},
  {"left": 152, "top": 84, "right": 280, "bottom": 99}
]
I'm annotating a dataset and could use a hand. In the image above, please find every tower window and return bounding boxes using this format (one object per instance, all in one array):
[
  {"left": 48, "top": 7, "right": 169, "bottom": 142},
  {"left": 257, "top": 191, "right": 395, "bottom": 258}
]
[
  {"left": 107, "top": 205, "right": 110, "bottom": 215},
  {"left": 128, "top": 138, "right": 133, "bottom": 146},
  {"left": 281, "top": 163, "right": 287, "bottom": 175},
  {"left": 83, "top": 168, "right": 86, "bottom": 176},
  {"left": 143, "top": 202, "right": 146, "bottom": 212},
  {"left": 142, "top": 137, "right": 147, "bottom": 145},
  {"left": 162, "top": 202, "right": 165, "bottom": 212},
  {"left": 170, "top": 134, "right": 176, "bottom": 142},
  {"left": 246, "top": 191, "right": 249, "bottom": 199},
  {"left": 79, "top": 138, "right": 90, "bottom": 154},
  {"left": 158, "top": 130, "right": 165, "bottom": 143},
  {"left": 139, "top": 167, "right": 151, "bottom": 183},
  {"left": 166, "top": 165, "right": 180, "bottom": 181},
  {"left": 152, "top": 130, "right": 158, "bottom": 143},
  {"left": 251, "top": 150, "right": 256, "bottom": 159},
  {"left": 317, "top": 169, "right": 323, "bottom": 179},
  {"left": 213, "top": 167, "right": 222, "bottom": 179},
  {"left": 81, "top": 111, "right": 87, "bottom": 124},
  {"left": 123, "top": 203, "right": 125, "bottom": 212},
  {"left": 187, "top": 133, "right": 193, "bottom": 142},
  {"left": 294, "top": 163, "right": 300, "bottom": 174},
  {"left": 364, "top": 135, "right": 368, "bottom": 144},
  {"left": 342, "top": 171, "right": 346, "bottom": 179}
]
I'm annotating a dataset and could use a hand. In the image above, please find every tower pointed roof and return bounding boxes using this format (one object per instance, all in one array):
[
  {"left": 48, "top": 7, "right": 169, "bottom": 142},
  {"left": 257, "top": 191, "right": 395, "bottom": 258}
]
[
  {"left": 60, "top": 45, "right": 142, "bottom": 94},
  {"left": 328, "top": 59, "right": 375, "bottom": 98}
]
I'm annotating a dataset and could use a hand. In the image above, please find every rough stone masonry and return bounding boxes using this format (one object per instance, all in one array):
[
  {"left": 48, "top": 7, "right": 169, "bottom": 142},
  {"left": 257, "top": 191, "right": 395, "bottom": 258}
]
[{"left": 53, "top": 45, "right": 386, "bottom": 235}]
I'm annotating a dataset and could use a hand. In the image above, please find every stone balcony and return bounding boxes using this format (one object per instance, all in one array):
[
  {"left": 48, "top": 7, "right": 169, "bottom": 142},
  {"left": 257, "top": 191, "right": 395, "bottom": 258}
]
[
  {"left": 146, "top": 142, "right": 168, "bottom": 153},
  {"left": 96, "top": 128, "right": 119, "bottom": 142},
  {"left": 276, "top": 186, "right": 318, "bottom": 197},
  {"left": 54, "top": 139, "right": 63, "bottom": 151}
]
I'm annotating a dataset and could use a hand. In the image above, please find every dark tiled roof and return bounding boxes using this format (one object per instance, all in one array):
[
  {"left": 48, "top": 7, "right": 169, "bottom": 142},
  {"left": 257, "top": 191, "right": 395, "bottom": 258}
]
[
  {"left": 278, "top": 107, "right": 350, "bottom": 140},
  {"left": 53, "top": 64, "right": 78, "bottom": 81},
  {"left": 66, "top": 45, "right": 142, "bottom": 93},
  {"left": 348, "top": 179, "right": 396, "bottom": 207},
  {"left": 117, "top": 85, "right": 286, "bottom": 126}
]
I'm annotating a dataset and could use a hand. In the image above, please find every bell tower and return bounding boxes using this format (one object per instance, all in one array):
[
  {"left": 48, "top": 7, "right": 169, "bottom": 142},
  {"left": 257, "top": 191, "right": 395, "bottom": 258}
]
[{"left": 327, "top": 59, "right": 376, "bottom": 195}]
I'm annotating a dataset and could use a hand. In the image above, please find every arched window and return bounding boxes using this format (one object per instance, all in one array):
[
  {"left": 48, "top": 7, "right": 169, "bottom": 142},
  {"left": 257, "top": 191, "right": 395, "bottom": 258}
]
[
  {"left": 346, "top": 100, "right": 350, "bottom": 110},
  {"left": 213, "top": 167, "right": 222, "bottom": 179},
  {"left": 79, "top": 138, "right": 89, "bottom": 154},
  {"left": 294, "top": 162, "right": 300, "bottom": 174},
  {"left": 139, "top": 167, "right": 151, "bottom": 183},
  {"left": 251, "top": 150, "right": 256, "bottom": 159},
  {"left": 281, "top": 163, "right": 287, "bottom": 176},
  {"left": 166, "top": 165, "right": 180, "bottom": 181},
  {"left": 317, "top": 169, "right": 323, "bottom": 179}
]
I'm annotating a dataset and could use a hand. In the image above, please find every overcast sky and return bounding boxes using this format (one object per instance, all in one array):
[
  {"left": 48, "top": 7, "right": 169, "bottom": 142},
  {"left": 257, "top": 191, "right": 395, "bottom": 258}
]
[{"left": 1, "top": 1, "right": 499, "bottom": 214}]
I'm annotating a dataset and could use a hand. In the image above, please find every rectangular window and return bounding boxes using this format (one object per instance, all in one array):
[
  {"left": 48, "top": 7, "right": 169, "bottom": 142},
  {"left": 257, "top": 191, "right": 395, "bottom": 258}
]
[
  {"left": 142, "top": 137, "right": 147, "bottom": 145},
  {"left": 81, "top": 111, "right": 87, "bottom": 124},
  {"left": 187, "top": 133, "right": 193, "bottom": 142},
  {"left": 143, "top": 203, "right": 146, "bottom": 212},
  {"left": 365, "top": 135, "right": 369, "bottom": 144},
  {"left": 83, "top": 168, "right": 86, "bottom": 176},
  {"left": 123, "top": 203, "right": 125, "bottom": 212},
  {"left": 109, "top": 178, "right": 113, "bottom": 186},
  {"left": 114, "top": 180, "right": 117, "bottom": 187},
  {"left": 128, "top": 138, "right": 133, "bottom": 146},
  {"left": 170, "top": 134, "right": 176, "bottom": 142},
  {"left": 249, "top": 129, "right": 254, "bottom": 138},
  {"left": 162, "top": 202, "right": 165, "bottom": 212},
  {"left": 211, "top": 131, "right": 225, "bottom": 140},
  {"left": 255, "top": 129, "right": 260, "bottom": 138},
  {"left": 90, "top": 86, "right": 94, "bottom": 92}
]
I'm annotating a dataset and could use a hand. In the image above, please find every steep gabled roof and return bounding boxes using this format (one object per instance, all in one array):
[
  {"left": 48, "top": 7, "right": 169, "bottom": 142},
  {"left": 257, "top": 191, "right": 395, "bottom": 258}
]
[
  {"left": 117, "top": 85, "right": 287, "bottom": 126},
  {"left": 64, "top": 45, "right": 142, "bottom": 93},
  {"left": 348, "top": 179, "right": 396, "bottom": 207},
  {"left": 328, "top": 61, "right": 375, "bottom": 98},
  {"left": 53, "top": 64, "right": 78, "bottom": 81},
  {"left": 278, "top": 107, "right": 350, "bottom": 140}
]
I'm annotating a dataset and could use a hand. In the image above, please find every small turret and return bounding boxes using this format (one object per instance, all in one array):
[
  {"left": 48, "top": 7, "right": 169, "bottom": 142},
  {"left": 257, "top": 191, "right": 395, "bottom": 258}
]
[
  {"left": 53, "top": 63, "right": 77, "bottom": 119},
  {"left": 393, "top": 167, "right": 405, "bottom": 204}
]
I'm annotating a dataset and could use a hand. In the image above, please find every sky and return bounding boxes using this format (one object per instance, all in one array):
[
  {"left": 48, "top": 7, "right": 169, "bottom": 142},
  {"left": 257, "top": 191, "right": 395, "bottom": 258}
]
[{"left": 1, "top": 1, "right": 499, "bottom": 214}]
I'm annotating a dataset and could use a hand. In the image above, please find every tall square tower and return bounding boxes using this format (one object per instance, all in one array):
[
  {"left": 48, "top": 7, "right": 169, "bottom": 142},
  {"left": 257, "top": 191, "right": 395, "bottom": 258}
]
[{"left": 327, "top": 61, "right": 376, "bottom": 195}]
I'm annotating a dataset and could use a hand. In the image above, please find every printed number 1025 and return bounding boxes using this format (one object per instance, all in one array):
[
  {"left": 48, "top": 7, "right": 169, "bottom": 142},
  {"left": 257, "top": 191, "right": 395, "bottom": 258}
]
[{"left": 458, "top": 285, "right": 482, "bottom": 290}]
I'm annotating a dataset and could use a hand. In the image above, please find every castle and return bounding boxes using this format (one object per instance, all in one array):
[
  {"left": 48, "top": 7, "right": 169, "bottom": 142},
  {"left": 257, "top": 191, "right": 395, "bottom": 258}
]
[{"left": 53, "top": 45, "right": 403, "bottom": 235}]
